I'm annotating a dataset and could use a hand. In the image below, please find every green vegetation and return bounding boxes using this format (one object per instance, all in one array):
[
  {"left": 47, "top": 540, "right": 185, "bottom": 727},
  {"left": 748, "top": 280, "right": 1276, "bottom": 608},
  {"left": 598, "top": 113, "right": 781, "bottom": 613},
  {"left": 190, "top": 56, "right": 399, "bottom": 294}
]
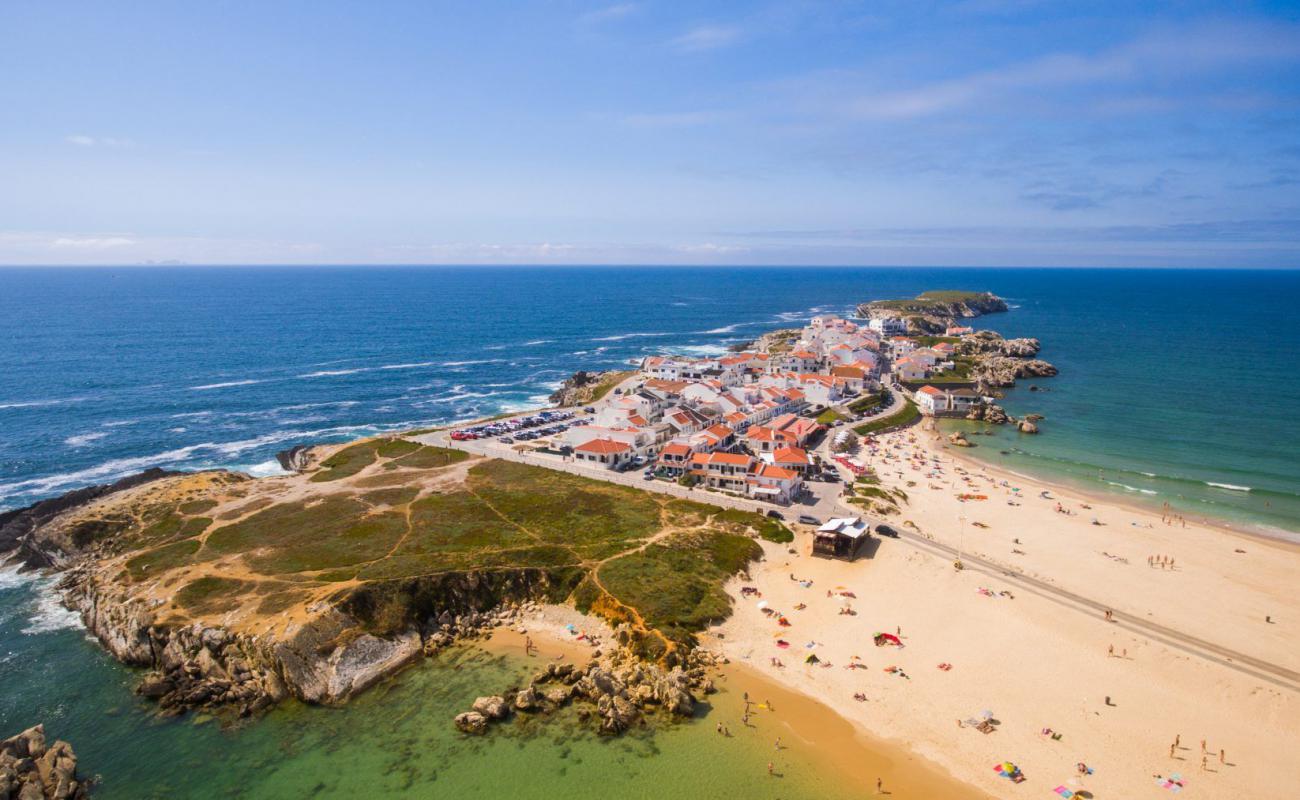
[
  {"left": 911, "top": 335, "right": 961, "bottom": 347},
  {"left": 102, "top": 440, "right": 781, "bottom": 659},
  {"left": 175, "top": 577, "right": 256, "bottom": 615},
  {"left": 386, "top": 445, "right": 468, "bottom": 470},
  {"left": 588, "top": 370, "right": 636, "bottom": 403},
  {"left": 597, "top": 531, "right": 762, "bottom": 646},
  {"left": 853, "top": 400, "right": 920, "bottom": 435},
  {"left": 846, "top": 391, "right": 885, "bottom": 414},
  {"left": 310, "top": 439, "right": 383, "bottom": 482},
  {"left": 816, "top": 408, "right": 848, "bottom": 425},
  {"left": 868, "top": 290, "right": 993, "bottom": 313}
]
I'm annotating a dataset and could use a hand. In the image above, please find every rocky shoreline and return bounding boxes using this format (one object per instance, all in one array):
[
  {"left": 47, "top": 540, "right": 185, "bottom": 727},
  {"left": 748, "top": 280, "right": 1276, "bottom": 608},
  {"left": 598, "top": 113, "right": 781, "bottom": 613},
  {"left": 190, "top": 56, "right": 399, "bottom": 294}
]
[
  {"left": 454, "top": 642, "right": 720, "bottom": 736},
  {"left": 856, "top": 290, "right": 1008, "bottom": 334},
  {"left": 1, "top": 725, "right": 89, "bottom": 800},
  {"left": 0, "top": 466, "right": 730, "bottom": 739}
]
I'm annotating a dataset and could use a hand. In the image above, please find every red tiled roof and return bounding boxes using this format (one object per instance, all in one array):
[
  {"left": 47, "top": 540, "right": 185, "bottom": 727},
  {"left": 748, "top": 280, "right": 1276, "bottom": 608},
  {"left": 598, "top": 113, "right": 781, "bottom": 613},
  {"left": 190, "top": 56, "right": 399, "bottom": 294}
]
[
  {"left": 918, "top": 385, "right": 945, "bottom": 396},
  {"left": 576, "top": 439, "right": 631, "bottom": 454},
  {"left": 772, "top": 446, "right": 809, "bottom": 464},
  {"left": 660, "top": 443, "right": 692, "bottom": 457}
]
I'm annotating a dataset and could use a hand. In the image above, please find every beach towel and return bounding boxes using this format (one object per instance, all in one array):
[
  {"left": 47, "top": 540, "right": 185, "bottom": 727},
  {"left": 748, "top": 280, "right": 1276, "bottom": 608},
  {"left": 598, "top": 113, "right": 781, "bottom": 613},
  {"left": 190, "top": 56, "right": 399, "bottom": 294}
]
[
  {"left": 1053, "top": 787, "right": 1074, "bottom": 799},
  {"left": 1156, "top": 773, "right": 1185, "bottom": 792}
]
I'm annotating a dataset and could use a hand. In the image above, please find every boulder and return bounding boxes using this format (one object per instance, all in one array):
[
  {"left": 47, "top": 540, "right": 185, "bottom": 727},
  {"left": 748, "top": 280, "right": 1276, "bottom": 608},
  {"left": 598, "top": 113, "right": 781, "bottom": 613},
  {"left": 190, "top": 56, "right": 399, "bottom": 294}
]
[
  {"left": 1018, "top": 420, "right": 1039, "bottom": 434},
  {"left": 454, "top": 711, "right": 489, "bottom": 735},
  {"left": 514, "top": 686, "right": 539, "bottom": 712},
  {"left": 472, "top": 695, "right": 510, "bottom": 720}
]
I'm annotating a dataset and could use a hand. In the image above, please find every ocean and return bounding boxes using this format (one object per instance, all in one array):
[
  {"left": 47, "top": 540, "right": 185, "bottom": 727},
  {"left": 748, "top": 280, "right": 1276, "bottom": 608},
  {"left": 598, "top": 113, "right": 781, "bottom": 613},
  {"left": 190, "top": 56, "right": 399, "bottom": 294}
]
[{"left": 1, "top": 265, "right": 1298, "bottom": 795}]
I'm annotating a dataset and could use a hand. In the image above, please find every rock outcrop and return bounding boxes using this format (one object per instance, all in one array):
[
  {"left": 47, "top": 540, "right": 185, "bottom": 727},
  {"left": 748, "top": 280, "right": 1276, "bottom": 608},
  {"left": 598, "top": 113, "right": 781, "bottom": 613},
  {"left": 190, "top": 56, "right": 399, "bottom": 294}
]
[
  {"left": 274, "top": 445, "right": 315, "bottom": 472},
  {"left": 0, "top": 725, "right": 89, "bottom": 800},
  {"left": 549, "top": 370, "right": 628, "bottom": 407},
  {"left": 451, "top": 646, "right": 709, "bottom": 737},
  {"left": 948, "top": 431, "right": 974, "bottom": 447},
  {"left": 970, "top": 357, "right": 1058, "bottom": 389},
  {"left": 0, "top": 469, "right": 178, "bottom": 569},
  {"left": 966, "top": 403, "right": 1012, "bottom": 425},
  {"left": 956, "top": 330, "right": 1040, "bottom": 358}
]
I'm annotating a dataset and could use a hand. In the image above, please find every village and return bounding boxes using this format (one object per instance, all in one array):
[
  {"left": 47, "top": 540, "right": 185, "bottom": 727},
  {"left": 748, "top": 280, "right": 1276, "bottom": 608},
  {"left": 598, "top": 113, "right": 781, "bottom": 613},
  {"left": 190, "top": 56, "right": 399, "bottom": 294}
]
[{"left": 445, "top": 313, "right": 992, "bottom": 513}]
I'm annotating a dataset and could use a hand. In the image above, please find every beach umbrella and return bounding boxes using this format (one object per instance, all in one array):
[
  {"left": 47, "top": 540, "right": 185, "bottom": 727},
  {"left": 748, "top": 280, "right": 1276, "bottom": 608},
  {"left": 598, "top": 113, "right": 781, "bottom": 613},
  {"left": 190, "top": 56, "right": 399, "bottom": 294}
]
[
  {"left": 756, "top": 600, "right": 769, "bottom": 609},
  {"left": 980, "top": 709, "right": 994, "bottom": 721}
]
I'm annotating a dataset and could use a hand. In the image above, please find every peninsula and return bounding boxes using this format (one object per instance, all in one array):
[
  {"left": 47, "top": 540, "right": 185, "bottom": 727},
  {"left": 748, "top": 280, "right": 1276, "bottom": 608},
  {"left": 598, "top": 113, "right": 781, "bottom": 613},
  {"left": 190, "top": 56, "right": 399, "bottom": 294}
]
[{"left": 3, "top": 290, "right": 1296, "bottom": 799}]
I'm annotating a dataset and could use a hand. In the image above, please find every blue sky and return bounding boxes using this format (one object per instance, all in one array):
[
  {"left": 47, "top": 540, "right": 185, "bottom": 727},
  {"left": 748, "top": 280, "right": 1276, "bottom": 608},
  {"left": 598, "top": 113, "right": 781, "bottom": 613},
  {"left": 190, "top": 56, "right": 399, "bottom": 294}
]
[{"left": 2, "top": 1, "right": 1298, "bottom": 266}]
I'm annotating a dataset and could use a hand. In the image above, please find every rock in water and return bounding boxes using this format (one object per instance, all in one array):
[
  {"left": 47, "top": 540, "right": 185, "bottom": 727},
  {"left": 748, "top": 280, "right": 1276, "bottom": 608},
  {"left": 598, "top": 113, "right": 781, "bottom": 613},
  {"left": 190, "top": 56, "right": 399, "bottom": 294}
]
[
  {"left": 0, "top": 725, "right": 89, "bottom": 799},
  {"left": 471, "top": 695, "right": 510, "bottom": 720},
  {"left": 1018, "top": 420, "right": 1039, "bottom": 434},
  {"left": 454, "top": 712, "right": 488, "bottom": 735}
]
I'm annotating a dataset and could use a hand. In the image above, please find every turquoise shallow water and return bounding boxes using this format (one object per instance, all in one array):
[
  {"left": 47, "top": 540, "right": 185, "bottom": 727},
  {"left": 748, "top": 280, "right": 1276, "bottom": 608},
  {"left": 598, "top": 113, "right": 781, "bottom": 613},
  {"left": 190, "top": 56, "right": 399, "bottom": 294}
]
[{"left": 0, "top": 570, "right": 856, "bottom": 799}]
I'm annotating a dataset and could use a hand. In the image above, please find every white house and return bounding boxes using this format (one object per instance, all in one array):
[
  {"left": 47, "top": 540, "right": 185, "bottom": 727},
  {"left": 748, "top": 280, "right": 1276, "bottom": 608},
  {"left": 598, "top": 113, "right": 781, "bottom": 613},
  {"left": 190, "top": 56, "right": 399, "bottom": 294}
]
[
  {"left": 869, "top": 317, "right": 908, "bottom": 336},
  {"left": 915, "top": 385, "right": 948, "bottom": 415}
]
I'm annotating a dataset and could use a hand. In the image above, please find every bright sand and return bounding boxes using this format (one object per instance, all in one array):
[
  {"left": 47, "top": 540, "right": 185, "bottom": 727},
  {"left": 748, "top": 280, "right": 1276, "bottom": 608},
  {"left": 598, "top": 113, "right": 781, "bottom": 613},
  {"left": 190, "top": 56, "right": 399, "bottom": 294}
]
[
  {"left": 710, "top": 425, "right": 1300, "bottom": 799},
  {"left": 488, "top": 606, "right": 987, "bottom": 798}
]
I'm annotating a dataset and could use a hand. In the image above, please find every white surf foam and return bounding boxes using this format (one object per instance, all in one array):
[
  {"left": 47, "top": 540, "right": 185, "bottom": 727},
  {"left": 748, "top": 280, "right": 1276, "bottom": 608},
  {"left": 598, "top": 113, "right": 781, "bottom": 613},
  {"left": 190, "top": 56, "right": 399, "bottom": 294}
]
[
  {"left": 243, "top": 460, "right": 291, "bottom": 478},
  {"left": 590, "top": 332, "right": 668, "bottom": 342},
  {"left": 64, "top": 431, "right": 109, "bottom": 448},
  {"left": 0, "top": 397, "right": 84, "bottom": 410},
  {"left": 1206, "top": 482, "right": 1252, "bottom": 492},
  {"left": 297, "top": 369, "right": 366, "bottom": 378},
  {"left": 190, "top": 379, "right": 264, "bottom": 390},
  {"left": 21, "top": 589, "right": 83, "bottom": 635}
]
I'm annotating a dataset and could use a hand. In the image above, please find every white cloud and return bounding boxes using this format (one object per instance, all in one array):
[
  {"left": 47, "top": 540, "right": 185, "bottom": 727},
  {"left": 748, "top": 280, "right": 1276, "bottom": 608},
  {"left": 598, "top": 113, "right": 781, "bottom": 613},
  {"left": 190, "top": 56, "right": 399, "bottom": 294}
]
[
  {"left": 577, "top": 3, "right": 638, "bottom": 26},
  {"left": 63, "top": 134, "right": 133, "bottom": 147},
  {"left": 670, "top": 24, "right": 741, "bottom": 52},
  {"left": 50, "top": 236, "right": 136, "bottom": 249}
]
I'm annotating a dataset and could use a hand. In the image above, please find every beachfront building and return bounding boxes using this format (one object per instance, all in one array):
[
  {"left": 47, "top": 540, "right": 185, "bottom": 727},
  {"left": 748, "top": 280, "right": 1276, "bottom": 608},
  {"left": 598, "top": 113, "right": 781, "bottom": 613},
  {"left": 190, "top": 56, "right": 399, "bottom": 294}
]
[
  {"left": 688, "top": 451, "right": 755, "bottom": 494},
  {"left": 769, "top": 446, "right": 811, "bottom": 474},
  {"left": 915, "top": 385, "right": 949, "bottom": 415},
  {"left": 655, "top": 442, "right": 694, "bottom": 476},
  {"left": 747, "top": 463, "right": 803, "bottom": 504},
  {"left": 573, "top": 438, "right": 634, "bottom": 468},
  {"left": 812, "top": 517, "right": 871, "bottom": 560},
  {"left": 948, "top": 388, "right": 979, "bottom": 413}
]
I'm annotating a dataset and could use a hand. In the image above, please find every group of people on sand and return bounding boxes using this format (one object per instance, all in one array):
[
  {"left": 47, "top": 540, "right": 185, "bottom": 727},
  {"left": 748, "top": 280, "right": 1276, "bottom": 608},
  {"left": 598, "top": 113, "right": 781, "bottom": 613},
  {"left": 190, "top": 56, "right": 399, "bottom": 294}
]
[
  {"left": 1160, "top": 503, "right": 1188, "bottom": 528},
  {"left": 1169, "top": 734, "right": 1228, "bottom": 772},
  {"left": 1147, "top": 554, "right": 1176, "bottom": 569}
]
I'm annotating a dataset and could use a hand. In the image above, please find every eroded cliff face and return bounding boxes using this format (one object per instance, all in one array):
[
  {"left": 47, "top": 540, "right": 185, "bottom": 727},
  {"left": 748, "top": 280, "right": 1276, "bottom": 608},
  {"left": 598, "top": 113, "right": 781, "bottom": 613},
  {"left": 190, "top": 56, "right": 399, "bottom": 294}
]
[{"left": 52, "top": 554, "right": 581, "bottom": 717}]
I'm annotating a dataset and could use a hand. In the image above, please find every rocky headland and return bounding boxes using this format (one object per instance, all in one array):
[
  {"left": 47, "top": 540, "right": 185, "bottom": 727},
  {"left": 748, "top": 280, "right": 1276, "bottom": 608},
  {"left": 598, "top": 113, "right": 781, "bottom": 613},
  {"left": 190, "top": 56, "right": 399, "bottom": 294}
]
[
  {"left": 0, "top": 436, "right": 783, "bottom": 736},
  {"left": 857, "top": 290, "right": 1008, "bottom": 334}
]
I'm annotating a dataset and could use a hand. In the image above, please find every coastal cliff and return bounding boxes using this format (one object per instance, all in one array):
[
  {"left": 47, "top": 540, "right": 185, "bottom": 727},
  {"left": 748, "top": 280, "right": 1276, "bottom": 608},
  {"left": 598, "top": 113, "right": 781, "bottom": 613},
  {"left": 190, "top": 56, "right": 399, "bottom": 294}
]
[
  {"left": 0, "top": 438, "right": 777, "bottom": 731},
  {"left": 857, "top": 291, "right": 1008, "bottom": 334}
]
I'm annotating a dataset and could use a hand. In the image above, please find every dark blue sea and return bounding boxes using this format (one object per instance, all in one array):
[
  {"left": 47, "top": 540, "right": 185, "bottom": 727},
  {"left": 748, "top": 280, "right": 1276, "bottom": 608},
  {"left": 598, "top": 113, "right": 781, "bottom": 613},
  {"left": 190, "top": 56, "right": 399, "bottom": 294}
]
[{"left": 1, "top": 266, "right": 1297, "bottom": 534}]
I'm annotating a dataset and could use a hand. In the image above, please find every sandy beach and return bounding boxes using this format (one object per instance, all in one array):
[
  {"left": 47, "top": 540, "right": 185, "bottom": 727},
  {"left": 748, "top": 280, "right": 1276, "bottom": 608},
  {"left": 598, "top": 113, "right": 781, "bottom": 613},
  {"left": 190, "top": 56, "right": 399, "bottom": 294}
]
[
  {"left": 709, "top": 425, "right": 1300, "bottom": 799},
  {"left": 490, "top": 606, "right": 989, "bottom": 798}
]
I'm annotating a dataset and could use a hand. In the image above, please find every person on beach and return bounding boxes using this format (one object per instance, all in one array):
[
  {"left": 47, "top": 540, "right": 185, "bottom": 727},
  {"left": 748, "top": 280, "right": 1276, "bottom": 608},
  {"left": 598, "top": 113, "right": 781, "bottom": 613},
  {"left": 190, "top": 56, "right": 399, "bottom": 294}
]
[
  {"left": 876, "top": 778, "right": 883, "bottom": 793},
  {"left": 774, "top": 738, "right": 782, "bottom": 750},
  {"left": 1170, "top": 744, "right": 1176, "bottom": 758},
  {"left": 767, "top": 762, "right": 774, "bottom": 776},
  {"left": 1201, "top": 755, "right": 1208, "bottom": 770},
  {"left": 524, "top": 635, "right": 535, "bottom": 656},
  {"left": 1108, "top": 645, "right": 1114, "bottom": 657},
  {"left": 1220, "top": 749, "right": 1225, "bottom": 764}
]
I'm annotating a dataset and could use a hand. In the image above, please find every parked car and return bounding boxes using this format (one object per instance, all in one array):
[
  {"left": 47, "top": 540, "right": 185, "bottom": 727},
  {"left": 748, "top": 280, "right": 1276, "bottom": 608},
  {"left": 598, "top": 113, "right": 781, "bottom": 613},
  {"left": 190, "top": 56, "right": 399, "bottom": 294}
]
[
  {"left": 797, "top": 515, "right": 821, "bottom": 526},
  {"left": 765, "top": 510, "right": 784, "bottom": 519},
  {"left": 499, "top": 437, "right": 513, "bottom": 444},
  {"left": 875, "top": 524, "right": 899, "bottom": 538}
]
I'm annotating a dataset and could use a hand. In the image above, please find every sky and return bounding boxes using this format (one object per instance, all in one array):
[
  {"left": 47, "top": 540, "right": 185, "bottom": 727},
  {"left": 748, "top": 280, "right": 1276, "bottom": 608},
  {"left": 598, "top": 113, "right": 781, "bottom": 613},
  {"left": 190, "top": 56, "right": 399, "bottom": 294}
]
[{"left": 2, "top": 0, "right": 1299, "bottom": 267}]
